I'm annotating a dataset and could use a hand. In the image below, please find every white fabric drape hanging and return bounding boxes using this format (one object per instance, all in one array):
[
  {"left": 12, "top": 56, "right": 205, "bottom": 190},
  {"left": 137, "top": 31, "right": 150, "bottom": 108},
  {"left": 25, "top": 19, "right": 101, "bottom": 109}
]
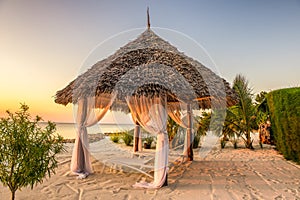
[
  {"left": 71, "top": 93, "right": 116, "bottom": 177},
  {"left": 167, "top": 102, "right": 189, "bottom": 155},
  {"left": 167, "top": 102, "right": 188, "bottom": 128},
  {"left": 127, "top": 96, "right": 169, "bottom": 188},
  {"left": 167, "top": 102, "right": 195, "bottom": 159}
]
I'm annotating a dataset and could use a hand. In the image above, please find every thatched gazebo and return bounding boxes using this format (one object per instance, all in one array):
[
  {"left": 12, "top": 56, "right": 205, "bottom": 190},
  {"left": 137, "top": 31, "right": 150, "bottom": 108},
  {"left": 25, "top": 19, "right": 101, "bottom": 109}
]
[{"left": 55, "top": 11, "right": 237, "bottom": 188}]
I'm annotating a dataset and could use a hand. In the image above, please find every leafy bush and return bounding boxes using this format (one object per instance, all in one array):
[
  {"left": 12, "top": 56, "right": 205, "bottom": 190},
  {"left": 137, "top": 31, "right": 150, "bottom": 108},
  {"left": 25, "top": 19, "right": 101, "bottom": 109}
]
[
  {"left": 143, "top": 135, "right": 154, "bottom": 149},
  {"left": 121, "top": 131, "right": 133, "bottom": 146},
  {"left": 267, "top": 87, "right": 300, "bottom": 163},
  {"left": 144, "top": 136, "right": 154, "bottom": 145},
  {"left": 110, "top": 133, "right": 120, "bottom": 143},
  {"left": 0, "top": 104, "right": 64, "bottom": 200}
]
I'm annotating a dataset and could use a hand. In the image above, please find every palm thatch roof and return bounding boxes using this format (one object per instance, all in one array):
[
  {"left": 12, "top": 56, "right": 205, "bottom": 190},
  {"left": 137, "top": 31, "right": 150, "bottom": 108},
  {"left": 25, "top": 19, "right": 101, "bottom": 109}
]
[{"left": 55, "top": 28, "right": 237, "bottom": 112}]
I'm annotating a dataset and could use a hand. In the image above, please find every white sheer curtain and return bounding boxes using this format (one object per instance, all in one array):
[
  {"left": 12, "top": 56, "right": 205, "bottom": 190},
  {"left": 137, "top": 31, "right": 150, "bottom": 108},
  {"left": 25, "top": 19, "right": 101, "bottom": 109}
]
[
  {"left": 71, "top": 93, "right": 116, "bottom": 178},
  {"left": 167, "top": 102, "right": 189, "bottom": 154},
  {"left": 127, "top": 96, "right": 169, "bottom": 188},
  {"left": 167, "top": 102, "right": 188, "bottom": 128},
  {"left": 167, "top": 102, "right": 195, "bottom": 158}
]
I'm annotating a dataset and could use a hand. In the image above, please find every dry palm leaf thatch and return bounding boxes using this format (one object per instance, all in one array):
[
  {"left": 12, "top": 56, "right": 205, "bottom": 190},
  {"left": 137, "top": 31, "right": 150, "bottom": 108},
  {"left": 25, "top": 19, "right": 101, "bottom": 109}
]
[{"left": 55, "top": 29, "right": 237, "bottom": 111}]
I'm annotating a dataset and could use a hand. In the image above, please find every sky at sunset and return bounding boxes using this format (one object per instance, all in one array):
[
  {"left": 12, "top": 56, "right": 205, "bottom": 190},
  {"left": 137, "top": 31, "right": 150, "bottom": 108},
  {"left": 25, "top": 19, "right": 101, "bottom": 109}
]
[{"left": 1, "top": 0, "right": 299, "bottom": 123}]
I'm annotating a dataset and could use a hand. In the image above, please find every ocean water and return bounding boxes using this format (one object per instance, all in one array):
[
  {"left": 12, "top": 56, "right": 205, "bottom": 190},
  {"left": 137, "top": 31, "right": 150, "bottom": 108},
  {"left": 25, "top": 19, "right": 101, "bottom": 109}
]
[{"left": 41, "top": 122, "right": 135, "bottom": 139}]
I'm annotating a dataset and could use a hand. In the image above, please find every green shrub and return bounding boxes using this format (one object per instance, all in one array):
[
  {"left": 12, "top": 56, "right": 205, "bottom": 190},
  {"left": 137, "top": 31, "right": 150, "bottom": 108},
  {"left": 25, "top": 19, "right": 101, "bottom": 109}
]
[
  {"left": 110, "top": 133, "right": 120, "bottom": 143},
  {"left": 267, "top": 87, "right": 300, "bottom": 163},
  {"left": 143, "top": 135, "right": 154, "bottom": 149},
  {"left": 121, "top": 131, "right": 133, "bottom": 146}
]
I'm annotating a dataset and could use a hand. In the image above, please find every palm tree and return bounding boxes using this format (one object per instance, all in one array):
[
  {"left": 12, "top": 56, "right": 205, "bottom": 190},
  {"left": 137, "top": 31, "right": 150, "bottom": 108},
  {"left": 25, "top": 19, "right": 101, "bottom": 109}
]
[
  {"left": 221, "top": 109, "right": 241, "bottom": 148},
  {"left": 194, "top": 111, "right": 212, "bottom": 148},
  {"left": 195, "top": 75, "right": 256, "bottom": 149},
  {"left": 230, "top": 74, "right": 256, "bottom": 149},
  {"left": 195, "top": 111, "right": 211, "bottom": 136},
  {"left": 205, "top": 109, "right": 241, "bottom": 148}
]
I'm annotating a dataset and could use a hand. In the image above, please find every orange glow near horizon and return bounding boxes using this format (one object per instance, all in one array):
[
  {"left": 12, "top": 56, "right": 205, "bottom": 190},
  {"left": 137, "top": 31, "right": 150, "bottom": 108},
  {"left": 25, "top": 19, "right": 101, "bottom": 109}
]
[
  {"left": 0, "top": 99, "right": 74, "bottom": 123},
  {"left": 0, "top": 98, "right": 134, "bottom": 124}
]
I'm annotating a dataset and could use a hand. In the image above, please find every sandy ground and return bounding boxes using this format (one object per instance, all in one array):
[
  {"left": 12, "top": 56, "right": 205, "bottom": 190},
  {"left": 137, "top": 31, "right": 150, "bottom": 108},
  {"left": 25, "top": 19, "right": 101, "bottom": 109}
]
[{"left": 1, "top": 135, "right": 300, "bottom": 200}]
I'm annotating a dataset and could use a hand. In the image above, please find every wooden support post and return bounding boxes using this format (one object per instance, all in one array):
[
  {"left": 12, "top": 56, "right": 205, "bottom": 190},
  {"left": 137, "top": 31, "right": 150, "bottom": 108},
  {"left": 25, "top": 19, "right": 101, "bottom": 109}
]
[
  {"left": 133, "top": 122, "right": 140, "bottom": 152},
  {"left": 186, "top": 103, "right": 194, "bottom": 161},
  {"left": 138, "top": 130, "right": 143, "bottom": 152}
]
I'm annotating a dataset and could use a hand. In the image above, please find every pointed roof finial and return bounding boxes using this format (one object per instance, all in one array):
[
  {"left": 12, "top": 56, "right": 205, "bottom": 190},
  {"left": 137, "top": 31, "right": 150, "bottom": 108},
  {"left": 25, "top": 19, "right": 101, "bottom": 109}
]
[{"left": 147, "top": 7, "right": 151, "bottom": 29}]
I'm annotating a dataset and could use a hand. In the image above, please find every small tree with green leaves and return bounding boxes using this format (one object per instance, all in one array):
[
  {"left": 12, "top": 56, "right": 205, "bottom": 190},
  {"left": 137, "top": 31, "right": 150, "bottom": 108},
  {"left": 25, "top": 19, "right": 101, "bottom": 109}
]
[{"left": 0, "top": 104, "right": 64, "bottom": 200}]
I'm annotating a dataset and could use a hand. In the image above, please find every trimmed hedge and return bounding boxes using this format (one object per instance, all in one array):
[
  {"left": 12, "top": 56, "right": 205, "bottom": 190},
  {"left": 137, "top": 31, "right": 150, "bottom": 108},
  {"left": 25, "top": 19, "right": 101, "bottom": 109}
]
[{"left": 267, "top": 87, "right": 300, "bottom": 163}]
